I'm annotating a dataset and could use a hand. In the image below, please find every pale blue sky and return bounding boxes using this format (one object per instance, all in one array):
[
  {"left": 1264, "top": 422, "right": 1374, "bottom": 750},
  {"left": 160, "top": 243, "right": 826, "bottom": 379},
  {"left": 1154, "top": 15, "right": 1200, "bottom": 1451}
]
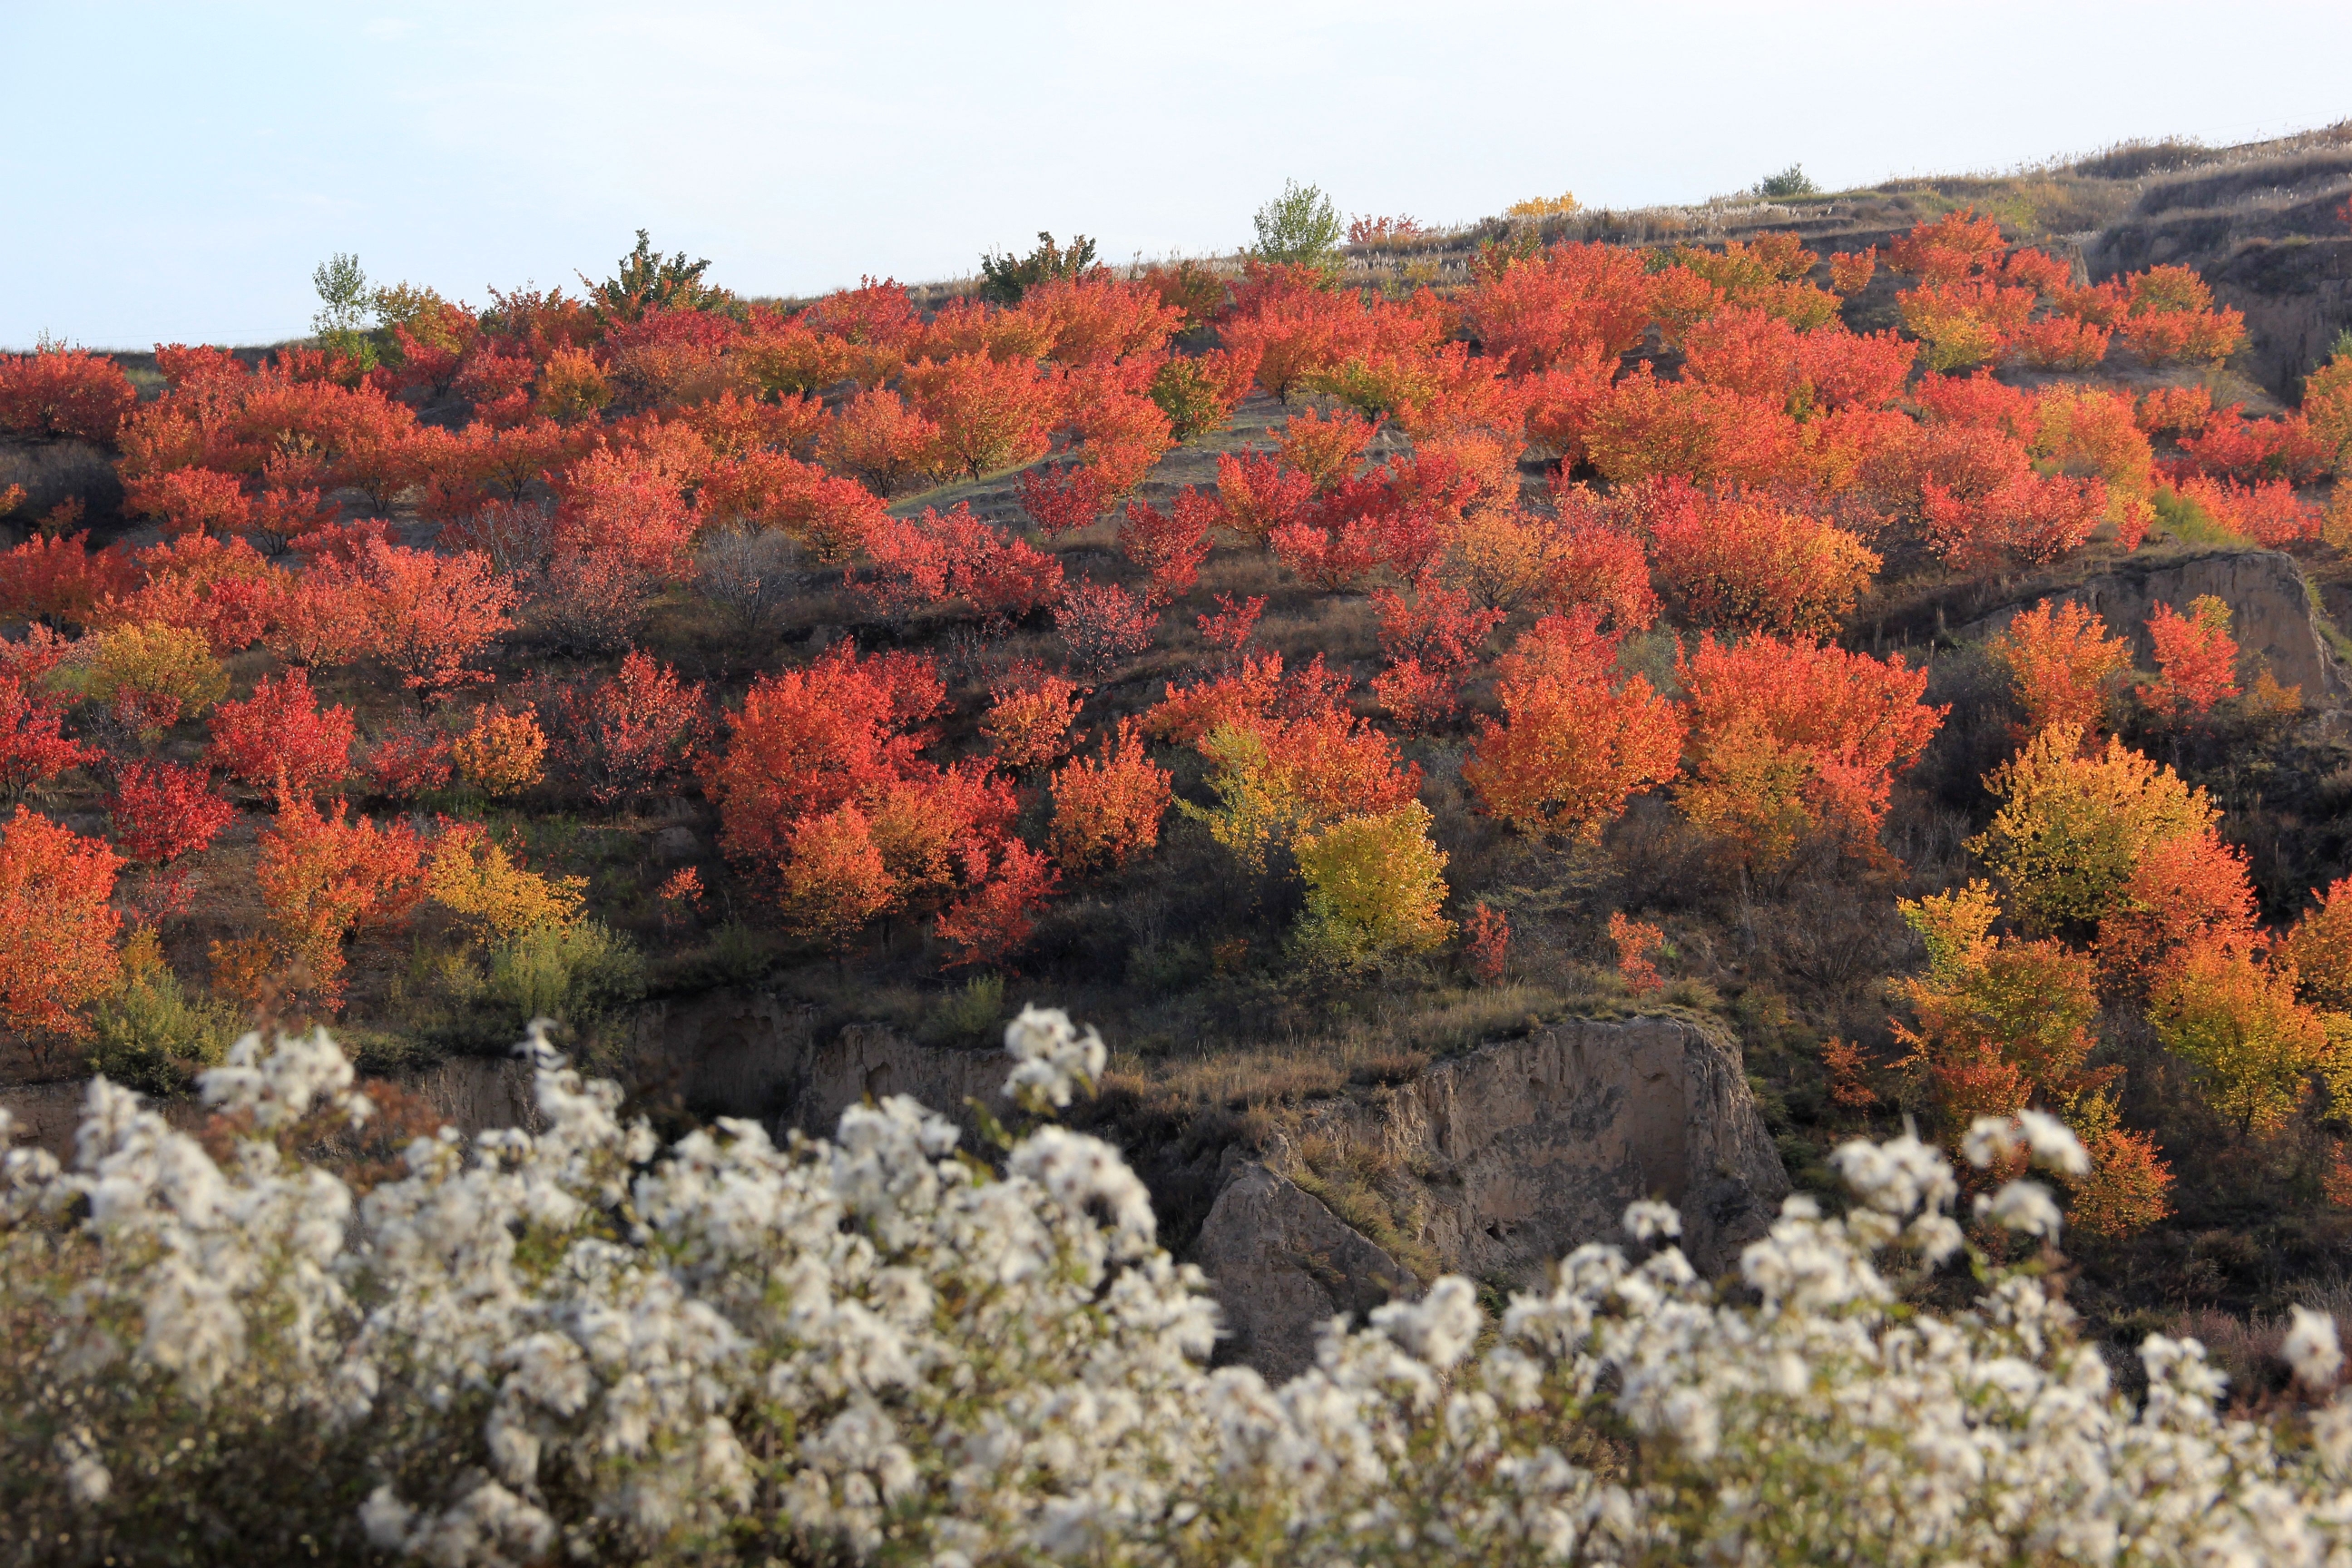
[{"left": 5, "top": 0, "right": 2348, "bottom": 348}]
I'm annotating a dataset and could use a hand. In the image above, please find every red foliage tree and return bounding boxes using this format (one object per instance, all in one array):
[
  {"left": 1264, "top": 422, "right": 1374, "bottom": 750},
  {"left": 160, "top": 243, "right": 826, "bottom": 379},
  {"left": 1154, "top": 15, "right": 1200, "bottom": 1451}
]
[
  {"left": 1368, "top": 574, "right": 1504, "bottom": 730},
  {"left": 1195, "top": 593, "right": 1267, "bottom": 667},
  {"left": 553, "top": 445, "right": 702, "bottom": 578},
  {"left": 547, "top": 648, "right": 708, "bottom": 808},
  {"left": 934, "top": 838, "right": 1059, "bottom": 968},
  {"left": 0, "top": 674, "right": 98, "bottom": 802},
  {"left": 107, "top": 760, "right": 234, "bottom": 865},
  {"left": 1459, "top": 240, "right": 1656, "bottom": 374},
  {"left": 250, "top": 795, "right": 429, "bottom": 1007},
  {"left": 1116, "top": 488, "right": 1219, "bottom": 605},
  {"left": 1015, "top": 463, "right": 1112, "bottom": 536},
  {"left": 709, "top": 644, "right": 949, "bottom": 867},
  {"left": 1985, "top": 598, "right": 2133, "bottom": 738},
  {"left": 365, "top": 721, "right": 455, "bottom": 801},
  {"left": 0, "top": 533, "right": 141, "bottom": 629},
  {"left": 851, "top": 504, "right": 1064, "bottom": 625},
  {"left": 207, "top": 668, "right": 358, "bottom": 796},
  {"left": 1462, "top": 902, "right": 1509, "bottom": 985},
  {"left": 2141, "top": 595, "right": 2240, "bottom": 718},
  {"left": 0, "top": 348, "right": 138, "bottom": 443}
]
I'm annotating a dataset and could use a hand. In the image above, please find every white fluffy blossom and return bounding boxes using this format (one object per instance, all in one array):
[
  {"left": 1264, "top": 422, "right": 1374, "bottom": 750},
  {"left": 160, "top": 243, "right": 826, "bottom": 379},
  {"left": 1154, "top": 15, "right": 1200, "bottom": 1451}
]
[
  {"left": 13, "top": 1019, "right": 2352, "bottom": 1566},
  {"left": 2288, "top": 1307, "right": 2345, "bottom": 1391},
  {"left": 1002, "top": 1004, "right": 1106, "bottom": 1110}
]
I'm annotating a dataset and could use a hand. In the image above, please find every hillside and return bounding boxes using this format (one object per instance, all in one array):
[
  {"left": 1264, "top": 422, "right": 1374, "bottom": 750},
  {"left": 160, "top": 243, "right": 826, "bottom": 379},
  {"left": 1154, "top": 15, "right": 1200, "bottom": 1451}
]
[{"left": 2, "top": 122, "right": 2352, "bottom": 1401}]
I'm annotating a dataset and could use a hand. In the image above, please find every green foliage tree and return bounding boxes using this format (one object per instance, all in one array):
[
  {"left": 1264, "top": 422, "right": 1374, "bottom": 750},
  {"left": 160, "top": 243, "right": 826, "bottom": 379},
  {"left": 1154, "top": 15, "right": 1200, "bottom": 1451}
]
[
  {"left": 977, "top": 231, "right": 1100, "bottom": 305},
  {"left": 1251, "top": 180, "right": 1344, "bottom": 271},
  {"left": 1756, "top": 163, "right": 1820, "bottom": 199},
  {"left": 310, "top": 251, "right": 378, "bottom": 368},
  {"left": 583, "top": 229, "right": 722, "bottom": 323}
]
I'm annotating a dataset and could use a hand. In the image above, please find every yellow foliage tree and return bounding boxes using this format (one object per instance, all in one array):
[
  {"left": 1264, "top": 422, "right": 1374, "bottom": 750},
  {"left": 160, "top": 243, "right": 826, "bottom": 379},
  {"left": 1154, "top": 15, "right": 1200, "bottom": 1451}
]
[
  {"left": 1290, "top": 801, "right": 1453, "bottom": 965},
  {"left": 2148, "top": 941, "right": 2350, "bottom": 1135},
  {"left": 78, "top": 622, "right": 229, "bottom": 733},
  {"left": 426, "top": 821, "right": 586, "bottom": 943},
  {"left": 1969, "top": 726, "right": 2217, "bottom": 936},
  {"left": 452, "top": 707, "right": 548, "bottom": 799}
]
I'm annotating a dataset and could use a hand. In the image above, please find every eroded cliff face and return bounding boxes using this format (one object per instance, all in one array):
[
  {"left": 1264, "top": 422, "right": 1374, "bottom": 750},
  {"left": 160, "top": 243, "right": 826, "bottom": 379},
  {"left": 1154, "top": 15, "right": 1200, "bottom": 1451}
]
[
  {"left": 1961, "top": 548, "right": 2350, "bottom": 706},
  {"left": 1195, "top": 1014, "right": 1788, "bottom": 1378}
]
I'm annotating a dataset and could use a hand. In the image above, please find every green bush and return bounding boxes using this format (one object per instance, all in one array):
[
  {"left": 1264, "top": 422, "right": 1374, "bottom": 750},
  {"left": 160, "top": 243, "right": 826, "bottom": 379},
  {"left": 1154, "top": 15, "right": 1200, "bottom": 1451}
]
[
  {"left": 1755, "top": 163, "right": 1820, "bottom": 199},
  {"left": 924, "top": 973, "right": 1007, "bottom": 1044},
  {"left": 1250, "top": 180, "right": 1344, "bottom": 271},
  {"left": 85, "top": 965, "right": 242, "bottom": 1097},
  {"left": 977, "top": 231, "right": 1099, "bottom": 305},
  {"left": 484, "top": 921, "right": 647, "bottom": 1030}
]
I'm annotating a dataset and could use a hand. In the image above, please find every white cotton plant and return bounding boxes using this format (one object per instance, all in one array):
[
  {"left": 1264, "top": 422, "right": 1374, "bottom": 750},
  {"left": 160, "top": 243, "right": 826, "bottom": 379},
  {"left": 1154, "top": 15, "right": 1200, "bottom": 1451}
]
[{"left": 11, "top": 1021, "right": 2352, "bottom": 1563}]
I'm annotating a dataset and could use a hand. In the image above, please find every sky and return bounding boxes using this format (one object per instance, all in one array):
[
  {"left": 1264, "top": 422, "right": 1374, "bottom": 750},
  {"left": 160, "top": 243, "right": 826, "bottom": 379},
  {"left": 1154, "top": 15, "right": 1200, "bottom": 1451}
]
[{"left": 5, "top": 1, "right": 2350, "bottom": 348}]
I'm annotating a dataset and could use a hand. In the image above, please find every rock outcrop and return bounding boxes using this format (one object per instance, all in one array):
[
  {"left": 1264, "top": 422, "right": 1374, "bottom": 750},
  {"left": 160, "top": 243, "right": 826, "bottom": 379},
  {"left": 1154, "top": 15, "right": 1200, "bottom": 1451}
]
[
  {"left": 1959, "top": 548, "right": 2349, "bottom": 705},
  {"left": 2, "top": 999, "right": 1789, "bottom": 1387},
  {"left": 1194, "top": 1014, "right": 1788, "bottom": 1379}
]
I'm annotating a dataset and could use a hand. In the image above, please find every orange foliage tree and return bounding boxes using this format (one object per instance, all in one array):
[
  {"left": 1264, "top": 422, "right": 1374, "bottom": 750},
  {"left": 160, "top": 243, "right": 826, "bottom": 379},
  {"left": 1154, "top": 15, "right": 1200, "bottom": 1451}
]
[
  {"left": 243, "top": 796, "right": 427, "bottom": 1007},
  {"left": 1984, "top": 598, "right": 2132, "bottom": 738},
  {"left": 1048, "top": 720, "right": 1173, "bottom": 874},
  {"left": 1463, "top": 611, "right": 1683, "bottom": 839},
  {"left": 981, "top": 668, "right": 1085, "bottom": 773},
  {"left": 0, "top": 806, "right": 123, "bottom": 1049},
  {"left": 2140, "top": 594, "right": 2239, "bottom": 718},
  {"left": 1635, "top": 480, "right": 1878, "bottom": 635},
  {"left": 1675, "top": 634, "right": 1944, "bottom": 864}
]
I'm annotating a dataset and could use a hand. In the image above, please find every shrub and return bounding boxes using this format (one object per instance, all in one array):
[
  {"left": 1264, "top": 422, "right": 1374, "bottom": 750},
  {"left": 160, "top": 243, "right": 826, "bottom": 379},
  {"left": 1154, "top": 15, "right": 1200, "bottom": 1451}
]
[
  {"left": 694, "top": 524, "right": 799, "bottom": 634},
  {"left": 451, "top": 706, "right": 548, "bottom": 798},
  {"left": 480, "top": 918, "right": 645, "bottom": 1028},
  {"left": 7, "top": 1020, "right": 2352, "bottom": 1563},
  {"left": 1608, "top": 910, "right": 1666, "bottom": 995},
  {"left": 977, "top": 230, "right": 1100, "bottom": 305},
  {"left": 83, "top": 931, "right": 240, "bottom": 1095},
  {"left": 1054, "top": 578, "right": 1160, "bottom": 674}
]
